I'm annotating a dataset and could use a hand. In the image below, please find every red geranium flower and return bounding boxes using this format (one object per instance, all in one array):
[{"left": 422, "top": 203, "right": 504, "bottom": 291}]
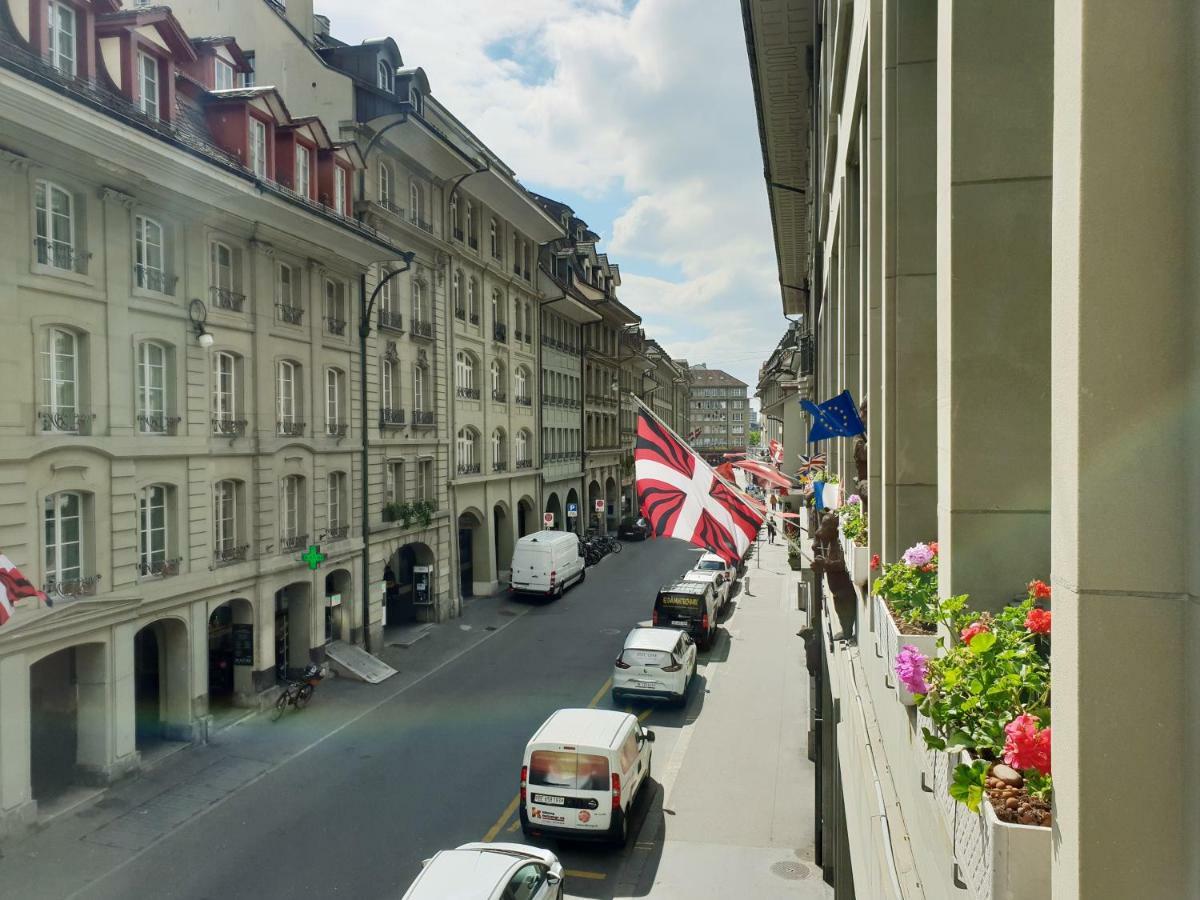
[
  {"left": 1028, "top": 579, "right": 1051, "bottom": 600},
  {"left": 1003, "top": 714, "right": 1051, "bottom": 776},
  {"left": 929, "top": 541, "right": 939, "bottom": 555},
  {"left": 1025, "top": 608, "right": 1052, "bottom": 635},
  {"left": 960, "top": 621, "right": 989, "bottom": 644},
  {"left": 870, "top": 553, "right": 880, "bottom": 571}
]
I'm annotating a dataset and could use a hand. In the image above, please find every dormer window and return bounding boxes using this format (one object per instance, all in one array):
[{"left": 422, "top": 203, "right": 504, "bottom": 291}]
[
  {"left": 334, "top": 166, "right": 347, "bottom": 215},
  {"left": 377, "top": 60, "right": 394, "bottom": 92},
  {"left": 409, "top": 87, "right": 422, "bottom": 113},
  {"left": 139, "top": 52, "right": 159, "bottom": 120},
  {"left": 214, "top": 58, "right": 235, "bottom": 91},
  {"left": 250, "top": 118, "right": 267, "bottom": 178},
  {"left": 48, "top": 1, "right": 76, "bottom": 77},
  {"left": 295, "top": 145, "right": 311, "bottom": 198}
]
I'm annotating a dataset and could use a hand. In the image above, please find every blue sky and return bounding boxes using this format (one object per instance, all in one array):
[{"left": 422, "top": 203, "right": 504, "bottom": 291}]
[{"left": 319, "top": 0, "right": 782, "bottom": 400}]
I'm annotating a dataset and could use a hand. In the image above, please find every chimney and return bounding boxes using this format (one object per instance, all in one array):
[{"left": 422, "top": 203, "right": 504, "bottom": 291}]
[{"left": 284, "top": 0, "right": 315, "bottom": 43}]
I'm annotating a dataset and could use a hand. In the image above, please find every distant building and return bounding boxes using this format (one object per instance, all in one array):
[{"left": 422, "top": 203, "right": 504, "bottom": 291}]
[{"left": 686, "top": 367, "right": 749, "bottom": 464}]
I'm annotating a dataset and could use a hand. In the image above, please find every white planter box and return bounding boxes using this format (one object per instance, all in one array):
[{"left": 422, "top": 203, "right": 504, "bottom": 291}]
[
  {"left": 951, "top": 755, "right": 1051, "bottom": 900},
  {"left": 878, "top": 599, "right": 939, "bottom": 705},
  {"left": 915, "top": 711, "right": 958, "bottom": 840}
]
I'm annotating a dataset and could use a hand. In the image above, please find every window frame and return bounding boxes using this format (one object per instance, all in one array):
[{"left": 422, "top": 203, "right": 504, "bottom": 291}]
[
  {"left": 211, "top": 240, "right": 234, "bottom": 291},
  {"left": 327, "top": 471, "right": 345, "bottom": 529},
  {"left": 34, "top": 178, "right": 75, "bottom": 270},
  {"left": 136, "top": 340, "right": 168, "bottom": 431},
  {"left": 138, "top": 484, "right": 169, "bottom": 574},
  {"left": 294, "top": 143, "right": 312, "bottom": 198},
  {"left": 280, "top": 474, "right": 303, "bottom": 540},
  {"left": 277, "top": 359, "right": 298, "bottom": 430},
  {"left": 135, "top": 213, "right": 165, "bottom": 290},
  {"left": 334, "top": 165, "right": 347, "bottom": 215},
  {"left": 138, "top": 50, "right": 159, "bottom": 120},
  {"left": 213, "top": 479, "right": 238, "bottom": 554},
  {"left": 40, "top": 326, "right": 79, "bottom": 423},
  {"left": 213, "top": 351, "right": 238, "bottom": 421},
  {"left": 214, "top": 57, "right": 235, "bottom": 91},
  {"left": 48, "top": 1, "right": 76, "bottom": 77},
  {"left": 326, "top": 367, "right": 344, "bottom": 430},
  {"left": 249, "top": 116, "right": 268, "bottom": 178},
  {"left": 455, "top": 351, "right": 475, "bottom": 391},
  {"left": 44, "top": 491, "right": 83, "bottom": 586},
  {"left": 377, "top": 59, "right": 393, "bottom": 92}
]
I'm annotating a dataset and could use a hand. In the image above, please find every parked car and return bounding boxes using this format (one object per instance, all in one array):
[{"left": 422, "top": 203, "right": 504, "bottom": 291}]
[
  {"left": 612, "top": 627, "right": 697, "bottom": 706},
  {"left": 520, "top": 709, "right": 654, "bottom": 845},
  {"left": 401, "top": 843, "right": 564, "bottom": 899},
  {"left": 652, "top": 579, "right": 720, "bottom": 649},
  {"left": 510, "top": 531, "right": 586, "bottom": 598},
  {"left": 617, "top": 516, "right": 652, "bottom": 540},
  {"left": 694, "top": 551, "right": 738, "bottom": 585},
  {"left": 680, "top": 568, "right": 730, "bottom": 610}
]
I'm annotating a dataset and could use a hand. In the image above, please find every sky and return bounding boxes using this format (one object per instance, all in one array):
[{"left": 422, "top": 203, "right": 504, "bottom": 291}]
[{"left": 317, "top": 0, "right": 783, "bottom": 406}]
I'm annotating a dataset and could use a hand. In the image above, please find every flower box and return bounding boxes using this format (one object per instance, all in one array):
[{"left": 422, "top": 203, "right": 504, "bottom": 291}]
[
  {"left": 951, "top": 758, "right": 1051, "bottom": 900},
  {"left": 914, "top": 713, "right": 959, "bottom": 840},
  {"left": 843, "top": 537, "right": 870, "bottom": 587},
  {"left": 879, "top": 597, "right": 938, "bottom": 705}
]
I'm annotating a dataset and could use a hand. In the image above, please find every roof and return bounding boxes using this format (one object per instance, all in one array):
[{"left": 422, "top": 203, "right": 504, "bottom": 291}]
[
  {"left": 659, "top": 581, "right": 710, "bottom": 596},
  {"left": 531, "top": 709, "right": 633, "bottom": 750},
  {"left": 404, "top": 848, "right": 518, "bottom": 899},
  {"left": 681, "top": 570, "right": 721, "bottom": 584},
  {"left": 689, "top": 368, "right": 748, "bottom": 389},
  {"left": 624, "top": 627, "right": 684, "bottom": 651}
]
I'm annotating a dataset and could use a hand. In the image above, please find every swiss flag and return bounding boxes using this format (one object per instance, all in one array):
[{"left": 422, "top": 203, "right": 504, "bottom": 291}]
[
  {"left": 0, "top": 555, "right": 48, "bottom": 626},
  {"left": 635, "top": 410, "right": 763, "bottom": 564},
  {"left": 769, "top": 439, "right": 783, "bottom": 466}
]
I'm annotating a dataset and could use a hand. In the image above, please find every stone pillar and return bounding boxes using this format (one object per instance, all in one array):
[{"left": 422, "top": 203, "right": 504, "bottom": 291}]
[
  {"left": 935, "top": 0, "right": 1053, "bottom": 607},
  {"left": 111, "top": 622, "right": 138, "bottom": 769},
  {"left": 865, "top": 0, "right": 885, "bottom": 551},
  {"left": 0, "top": 653, "right": 34, "bottom": 838},
  {"left": 1051, "top": 1, "right": 1193, "bottom": 896},
  {"left": 880, "top": 0, "right": 938, "bottom": 562}
]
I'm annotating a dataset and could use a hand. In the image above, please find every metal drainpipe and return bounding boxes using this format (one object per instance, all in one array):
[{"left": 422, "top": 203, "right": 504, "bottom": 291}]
[{"left": 358, "top": 272, "right": 372, "bottom": 650}]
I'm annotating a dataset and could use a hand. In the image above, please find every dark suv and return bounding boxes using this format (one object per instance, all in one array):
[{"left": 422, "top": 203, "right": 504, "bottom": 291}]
[{"left": 618, "top": 516, "right": 652, "bottom": 540}]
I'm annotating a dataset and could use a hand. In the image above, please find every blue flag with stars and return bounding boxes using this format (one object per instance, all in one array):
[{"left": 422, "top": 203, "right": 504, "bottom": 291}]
[{"left": 801, "top": 390, "right": 866, "bottom": 442}]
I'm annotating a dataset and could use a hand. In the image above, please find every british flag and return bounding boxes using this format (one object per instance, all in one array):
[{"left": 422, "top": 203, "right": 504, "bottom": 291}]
[
  {"left": 635, "top": 410, "right": 763, "bottom": 565},
  {"left": 797, "top": 453, "right": 827, "bottom": 476}
]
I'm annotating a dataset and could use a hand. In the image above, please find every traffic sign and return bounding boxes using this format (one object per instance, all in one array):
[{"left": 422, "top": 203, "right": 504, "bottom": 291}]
[
  {"left": 544, "top": 512, "right": 555, "bottom": 527},
  {"left": 594, "top": 499, "right": 605, "bottom": 512},
  {"left": 566, "top": 502, "right": 578, "bottom": 518}
]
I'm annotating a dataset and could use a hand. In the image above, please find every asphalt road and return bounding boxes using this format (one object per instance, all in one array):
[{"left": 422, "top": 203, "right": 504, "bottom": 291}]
[{"left": 75, "top": 537, "right": 706, "bottom": 900}]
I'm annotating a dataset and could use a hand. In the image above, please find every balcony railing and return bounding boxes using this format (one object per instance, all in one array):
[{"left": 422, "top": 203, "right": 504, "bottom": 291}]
[
  {"left": 491, "top": 389, "right": 507, "bottom": 403},
  {"left": 468, "top": 236, "right": 479, "bottom": 250},
  {"left": 210, "top": 285, "right": 245, "bottom": 312},
  {"left": 135, "top": 265, "right": 178, "bottom": 295},
  {"left": 409, "top": 214, "right": 433, "bottom": 233},
  {"left": 493, "top": 322, "right": 507, "bottom": 343},
  {"left": 515, "top": 459, "right": 533, "bottom": 470},
  {"left": 380, "top": 408, "right": 406, "bottom": 428},
  {"left": 513, "top": 262, "right": 521, "bottom": 275},
  {"left": 43, "top": 574, "right": 101, "bottom": 597},
  {"left": 281, "top": 533, "right": 309, "bottom": 553},
  {"left": 586, "top": 394, "right": 616, "bottom": 407},
  {"left": 469, "top": 312, "right": 480, "bottom": 325},
  {"left": 514, "top": 330, "right": 524, "bottom": 343},
  {"left": 137, "top": 413, "right": 181, "bottom": 435},
  {"left": 412, "top": 409, "right": 436, "bottom": 427},
  {"left": 38, "top": 408, "right": 96, "bottom": 434},
  {"left": 453, "top": 227, "right": 464, "bottom": 242},
  {"left": 457, "top": 462, "right": 481, "bottom": 476},
  {"left": 410, "top": 319, "right": 434, "bottom": 340},
  {"left": 138, "top": 557, "right": 180, "bottom": 578},
  {"left": 326, "top": 316, "right": 347, "bottom": 336},
  {"left": 457, "top": 387, "right": 480, "bottom": 400},
  {"left": 327, "top": 422, "right": 348, "bottom": 438},
  {"left": 277, "top": 420, "right": 306, "bottom": 437},
  {"left": 493, "top": 461, "right": 508, "bottom": 473},
  {"left": 327, "top": 525, "right": 349, "bottom": 541},
  {"left": 378, "top": 308, "right": 404, "bottom": 332},
  {"left": 214, "top": 543, "right": 249, "bottom": 566},
  {"left": 35, "top": 238, "right": 85, "bottom": 273},
  {"left": 491, "top": 249, "right": 502, "bottom": 261},
  {"left": 523, "top": 268, "right": 531, "bottom": 281},
  {"left": 454, "top": 306, "right": 466, "bottom": 320},
  {"left": 515, "top": 396, "right": 532, "bottom": 407},
  {"left": 379, "top": 199, "right": 404, "bottom": 217},
  {"left": 211, "top": 415, "right": 248, "bottom": 437},
  {"left": 276, "top": 303, "right": 304, "bottom": 325}
]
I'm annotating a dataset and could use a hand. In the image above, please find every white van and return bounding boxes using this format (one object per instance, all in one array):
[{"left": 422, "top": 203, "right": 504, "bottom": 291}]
[
  {"left": 510, "top": 531, "right": 586, "bottom": 598},
  {"left": 519, "top": 709, "right": 654, "bottom": 845}
]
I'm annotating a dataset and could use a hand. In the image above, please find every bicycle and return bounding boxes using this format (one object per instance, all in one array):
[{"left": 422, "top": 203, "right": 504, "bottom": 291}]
[{"left": 270, "top": 663, "right": 323, "bottom": 721}]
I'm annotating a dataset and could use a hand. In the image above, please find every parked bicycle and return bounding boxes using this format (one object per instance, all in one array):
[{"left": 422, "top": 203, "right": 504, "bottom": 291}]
[{"left": 270, "top": 663, "right": 323, "bottom": 721}]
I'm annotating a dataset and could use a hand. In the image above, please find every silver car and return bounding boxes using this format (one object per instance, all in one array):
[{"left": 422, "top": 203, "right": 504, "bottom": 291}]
[{"left": 401, "top": 842, "right": 564, "bottom": 900}]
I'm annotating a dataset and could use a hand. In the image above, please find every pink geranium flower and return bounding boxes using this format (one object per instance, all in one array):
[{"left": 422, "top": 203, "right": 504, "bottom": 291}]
[
  {"left": 1003, "top": 714, "right": 1051, "bottom": 776},
  {"left": 960, "top": 621, "right": 989, "bottom": 644},
  {"left": 894, "top": 645, "right": 930, "bottom": 695},
  {"left": 902, "top": 543, "right": 934, "bottom": 567}
]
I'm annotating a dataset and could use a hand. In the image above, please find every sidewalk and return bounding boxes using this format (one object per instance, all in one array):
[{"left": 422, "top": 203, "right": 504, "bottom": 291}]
[
  {"left": 612, "top": 533, "right": 831, "bottom": 899},
  {"left": 0, "top": 587, "right": 532, "bottom": 900}
]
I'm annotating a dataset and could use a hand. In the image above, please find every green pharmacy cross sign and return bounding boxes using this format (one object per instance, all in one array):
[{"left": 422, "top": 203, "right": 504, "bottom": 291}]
[{"left": 302, "top": 544, "right": 326, "bottom": 570}]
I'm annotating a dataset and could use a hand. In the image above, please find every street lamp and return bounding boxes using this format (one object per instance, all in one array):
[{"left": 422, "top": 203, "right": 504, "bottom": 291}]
[{"left": 189, "top": 299, "right": 214, "bottom": 348}]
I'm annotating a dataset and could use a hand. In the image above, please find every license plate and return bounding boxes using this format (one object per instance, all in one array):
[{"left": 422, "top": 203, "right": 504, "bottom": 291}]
[
  {"left": 672, "top": 620, "right": 690, "bottom": 628},
  {"left": 634, "top": 680, "right": 657, "bottom": 689},
  {"left": 532, "top": 793, "right": 564, "bottom": 806}
]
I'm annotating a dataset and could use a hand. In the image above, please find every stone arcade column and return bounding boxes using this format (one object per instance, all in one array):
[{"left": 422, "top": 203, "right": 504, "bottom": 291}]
[
  {"left": 935, "top": 0, "right": 1053, "bottom": 607},
  {"left": 880, "top": 0, "right": 938, "bottom": 560},
  {"left": 0, "top": 653, "right": 33, "bottom": 838},
  {"left": 1051, "top": 2, "right": 1194, "bottom": 896}
]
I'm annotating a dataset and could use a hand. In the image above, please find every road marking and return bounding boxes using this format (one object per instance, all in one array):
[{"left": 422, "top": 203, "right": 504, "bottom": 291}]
[
  {"left": 637, "top": 708, "right": 652, "bottom": 722},
  {"left": 564, "top": 870, "right": 607, "bottom": 881},
  {"left": 506, "top": 820, "right": 521, "bottom": 833},
  {"left": 482, "top": 673, "right": 614, "bottom": 842}
]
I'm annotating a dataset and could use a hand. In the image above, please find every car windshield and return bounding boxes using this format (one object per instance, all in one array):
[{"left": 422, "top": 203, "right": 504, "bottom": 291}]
[
  {"left": 696, "top": 559, "right": 725, "bottom": 571},
  {"left": 528, "top": 751, "right": 610, "bottom": 791},
  {"left": 620, "top": 648, "right": 673, "bottom": 667}
]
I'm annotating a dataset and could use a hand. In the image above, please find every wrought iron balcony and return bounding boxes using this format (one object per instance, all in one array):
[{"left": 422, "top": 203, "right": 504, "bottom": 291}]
[
  {"left": 469, "top": 312, "right": 480, "bottom": 325},
  {"left": 514, "top": 330, "right": 524, "bottom": 343},
  {"left": 457, "top": 387, "right": 481, "bottom": 400},
  {"left": 412, "top": 409, "right": 436, "bottom": 427},
  {"left": 276, "top": 303, "right": 304, "bottom": 325},
  {"left": 211, "top": 415, "right": 248, "bottom": 437},
  {"left": 513, "top": 262, "right": 522, "bottom": 275},
  {"left": 493, "top": 461, "right": 508, "bottom": 473},
  {"left": 457, "top": 462, "right": 481, "bottom": 475},
  {"left": 516, "top": 459, "right": 533, "bottom": 470},
  {"left": 135, "top": 265, "right": 178, "bottom": 294},
  {"left": 523, "top": 268, "right": 531, "bottom": 281},
  {"left": 38, "top": 408, "right": 96, "bottom": 434},
  {"left": 515, "top": 396, "right": 532, "bottom": 407},
  {"left": 35, "top": 238, "right": 85, "bottom": 273},
  {"left": 453, "top": 227, "right": 464, "bottom": 241},
  {"left": 491, "top": 248, "right": 502, "bottom": 261},
  {"left": 378, "top": 308, "right": 404, "bottom": 332},
  {"left": 379, "top": 199, "right": 404, "bottom": 217},
  {"left": 327, "top": 525, "right": 349, "bottom": 541},
  {"left": 277, "top": 420, "right": 306, "bottom": 437},
  {"left": 210, "top": 285, "right": 245, "bottom": 312},
  {"left": 493, "top": 322, "right": 507, "bottom": 343},
  {"left": 411, "top": 319, "right": 434, "bottom": 340},
  {"left": 214, "top": 543, "right": 249, "bottom": 566},
  {"left": 326, "top": 316, "right": 347, "bottom": 336},
  {"left": 138, "top": 557, "right": 181, "bottom": 578},
  {"left": 137, "top": 413, "right": 181, "bottom": 435},
  {"left": 380, "top": 408, "right": 406, "bottom": 428},
  {"left": 327, "top": 422, "right": 348, "bottom": 438},
  {"left": 454, "top": 306, "right": 466, "bottom": 320},
  {"left": 44, "top": 574, "right": 101, "bottom": 597},
  {"left": 468, "top": 236, "right": 479, "bottom": 250},
  {"left": 491, "top": 389, "right": 507, "bottom": 403},
  {"left": 281, "top": 533, "right": 309, "bottom": 553}
]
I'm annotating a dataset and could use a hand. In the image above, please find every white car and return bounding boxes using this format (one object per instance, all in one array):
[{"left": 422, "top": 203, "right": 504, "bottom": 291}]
[
  {"left": 613, "top": 627, "right": 697, "bottom": 705},
  {"left": 680, "top": 568, "right": 730, "bottom": 610},
  {"left": 694, "top": 551, "right": 737, "bottom": 584},
  {"left": 401, "top": 842, "right": 564, "bottom": 900}
]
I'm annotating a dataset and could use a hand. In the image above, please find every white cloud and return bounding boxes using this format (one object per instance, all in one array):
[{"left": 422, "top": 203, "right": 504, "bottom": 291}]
[{"left": 319, "top": 0, "right": 787, "bottom": 388}]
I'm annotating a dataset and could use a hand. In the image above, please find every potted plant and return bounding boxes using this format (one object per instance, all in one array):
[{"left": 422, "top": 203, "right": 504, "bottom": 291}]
[
  {"left": 836, "top": 495, "right": 869, "bottom": 585},
  {"left": 414, "top": 499, "right": 437, "bottom": 528}
]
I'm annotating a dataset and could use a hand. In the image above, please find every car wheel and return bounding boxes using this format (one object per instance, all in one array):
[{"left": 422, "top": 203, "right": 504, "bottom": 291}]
[
  {"left": 610, "top": 808, "right": 628, "bottom": 847},
  {"left": 578, "top": 567, "right": 586, "bottom": 584}
]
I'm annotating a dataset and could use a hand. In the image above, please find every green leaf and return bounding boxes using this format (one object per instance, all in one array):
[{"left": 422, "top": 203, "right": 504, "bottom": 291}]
[
  {"left": 949, "top": 760, "right": 990, "bottom": 813},
  {"left": 921, "top": 728, "right": 946, "bottom": 751},
  {"left": 968, "top": 631, "right": 997, "bottom": 654}
]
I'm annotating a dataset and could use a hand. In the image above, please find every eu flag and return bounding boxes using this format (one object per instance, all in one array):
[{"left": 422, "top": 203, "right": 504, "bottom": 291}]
[{"left": 802, "top": 390, "right": 866, "bottom": 442}]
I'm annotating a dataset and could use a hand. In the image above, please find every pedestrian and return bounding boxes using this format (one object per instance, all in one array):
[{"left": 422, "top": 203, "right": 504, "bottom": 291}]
[{"left": 767, "top": 518, "right": 777, "bottom": 544}]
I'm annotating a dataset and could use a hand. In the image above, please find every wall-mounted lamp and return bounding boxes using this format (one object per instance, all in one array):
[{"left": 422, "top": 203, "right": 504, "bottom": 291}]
[{"left": 189, "top": 298, "right": 214, "bottom": 348}]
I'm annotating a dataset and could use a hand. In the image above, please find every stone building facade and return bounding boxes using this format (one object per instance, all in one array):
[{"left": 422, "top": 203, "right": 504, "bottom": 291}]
[{"left": 687, "top": 367, "right": 750, "bottom": 465}]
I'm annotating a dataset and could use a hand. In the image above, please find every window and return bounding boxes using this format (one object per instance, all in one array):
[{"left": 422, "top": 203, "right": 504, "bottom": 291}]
[
  {"left": 250, "top": 118, "right": 267, "bottom": 178},
  {"left": 417, "top": 459, "right": 434, "bottom": 501},
  {"left": 326, "top": 368, "right": 344, "bottom": 432},
  {"left": 527, "top": 751, "right": 610, "bottom": 791},
  {"left": 412, "top": 279, "right": 427, "bottom": 324},
  {"left": 491, "top": 289, "right": 503, "bottom": 325},
  {"left": 468, "top": 278, "right": 479, "bottom": 321},
  {"left": 379, "top": 163, "right": 392, "bottom": 205},
  {"left": 516, "top": 429, "right": 529, "bottom": 464},
  {"left": 334, "top": 166, "right": 347, "bottom": 214},
  {"left": 385, "top": 461, "right": 404, "bottom": 504},
  {"left": 490, "top": 360, "right": 503, "bottom": 398},
  {"left": 280, "top": 475, "right": 304, "bottom": 543},
  {"left": 34, "top": 179, "right": 75, "bottom": 270},
  {"left": 48, "top": 1, "right": 76, "bottom": 76},
  {"left": 455, "top": 351, "right": 475, "bottom": 395},
  {"left": 40, "top": 327, "right": 78, "bottom": 427},
  {"left": 413, "top": 364, "right": 428, "bottom": 412},
  {"left": 138, "top": 485, "right": 168, "bottom": 575},
  {"left": 214, "top": 57, "right": 235, "bottom": 90},
  {"left": 377, "top": 59, "right": 393, "bottom": 92},
  {"left": 213, "top": 480, "right": 238, "bottom": 558},
  {"left": 327, "top": 472, "right": 345, "bottom": 531},
  {"left": 452, "top": 269, "right": 463, "bottom": 317},
  {"left": 449, "top": 193, "right": 460, "bottom": 237},
  {"left": 295, "top": 145, "right": 311, "bottom": 197},
  {"left": 44, "top": 492, "right": 82, "bottom": 587},
  {"left": 211, "top": 241, "right": 233, "bottom": 291},
  {"left": 135, "top": 215, "right": 165, "bottom": 290},
  {"left": 325, "top": 279, "right": 346, "bottom": 333},
  {"left": 277, "top": 360, "right": 300, "bottom": 433},
  {"left": 213, "top": 351, "right": 238, "bottom": 424},
  {"left": 277, "top": 263, "right": 299, "bottom": 309},
  {"left": 457, "top": 428, "right": 478, "bottom": 471},
  {"left": 242, "top": 52, "right": 255, "bottom": 87},
  {"left": 409, "top": 181, "right": 422, "bottom": 225},
  {"left": 490, "top": 219, "right": 498, "bottom": 257},
  {"left": 381, "top": 357, "right": 398, "bottom": 412},
  {"left": 465, "top": 201, "right": 475, "bottom": 245},
  {"left": 503, "top": 863, "right": 547, "bottom": 900},
  {"left": 138, "top": 52, "right": 159, "bottom": 119},
  {"left": 136, "top": 341, "right": 168, "bottom": 432},
  {"left": 515, "top": 367, "right": 529, "bottom": 401},
  {"left": 491, "top": 429, "right": 506, "bottom": 469}
]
